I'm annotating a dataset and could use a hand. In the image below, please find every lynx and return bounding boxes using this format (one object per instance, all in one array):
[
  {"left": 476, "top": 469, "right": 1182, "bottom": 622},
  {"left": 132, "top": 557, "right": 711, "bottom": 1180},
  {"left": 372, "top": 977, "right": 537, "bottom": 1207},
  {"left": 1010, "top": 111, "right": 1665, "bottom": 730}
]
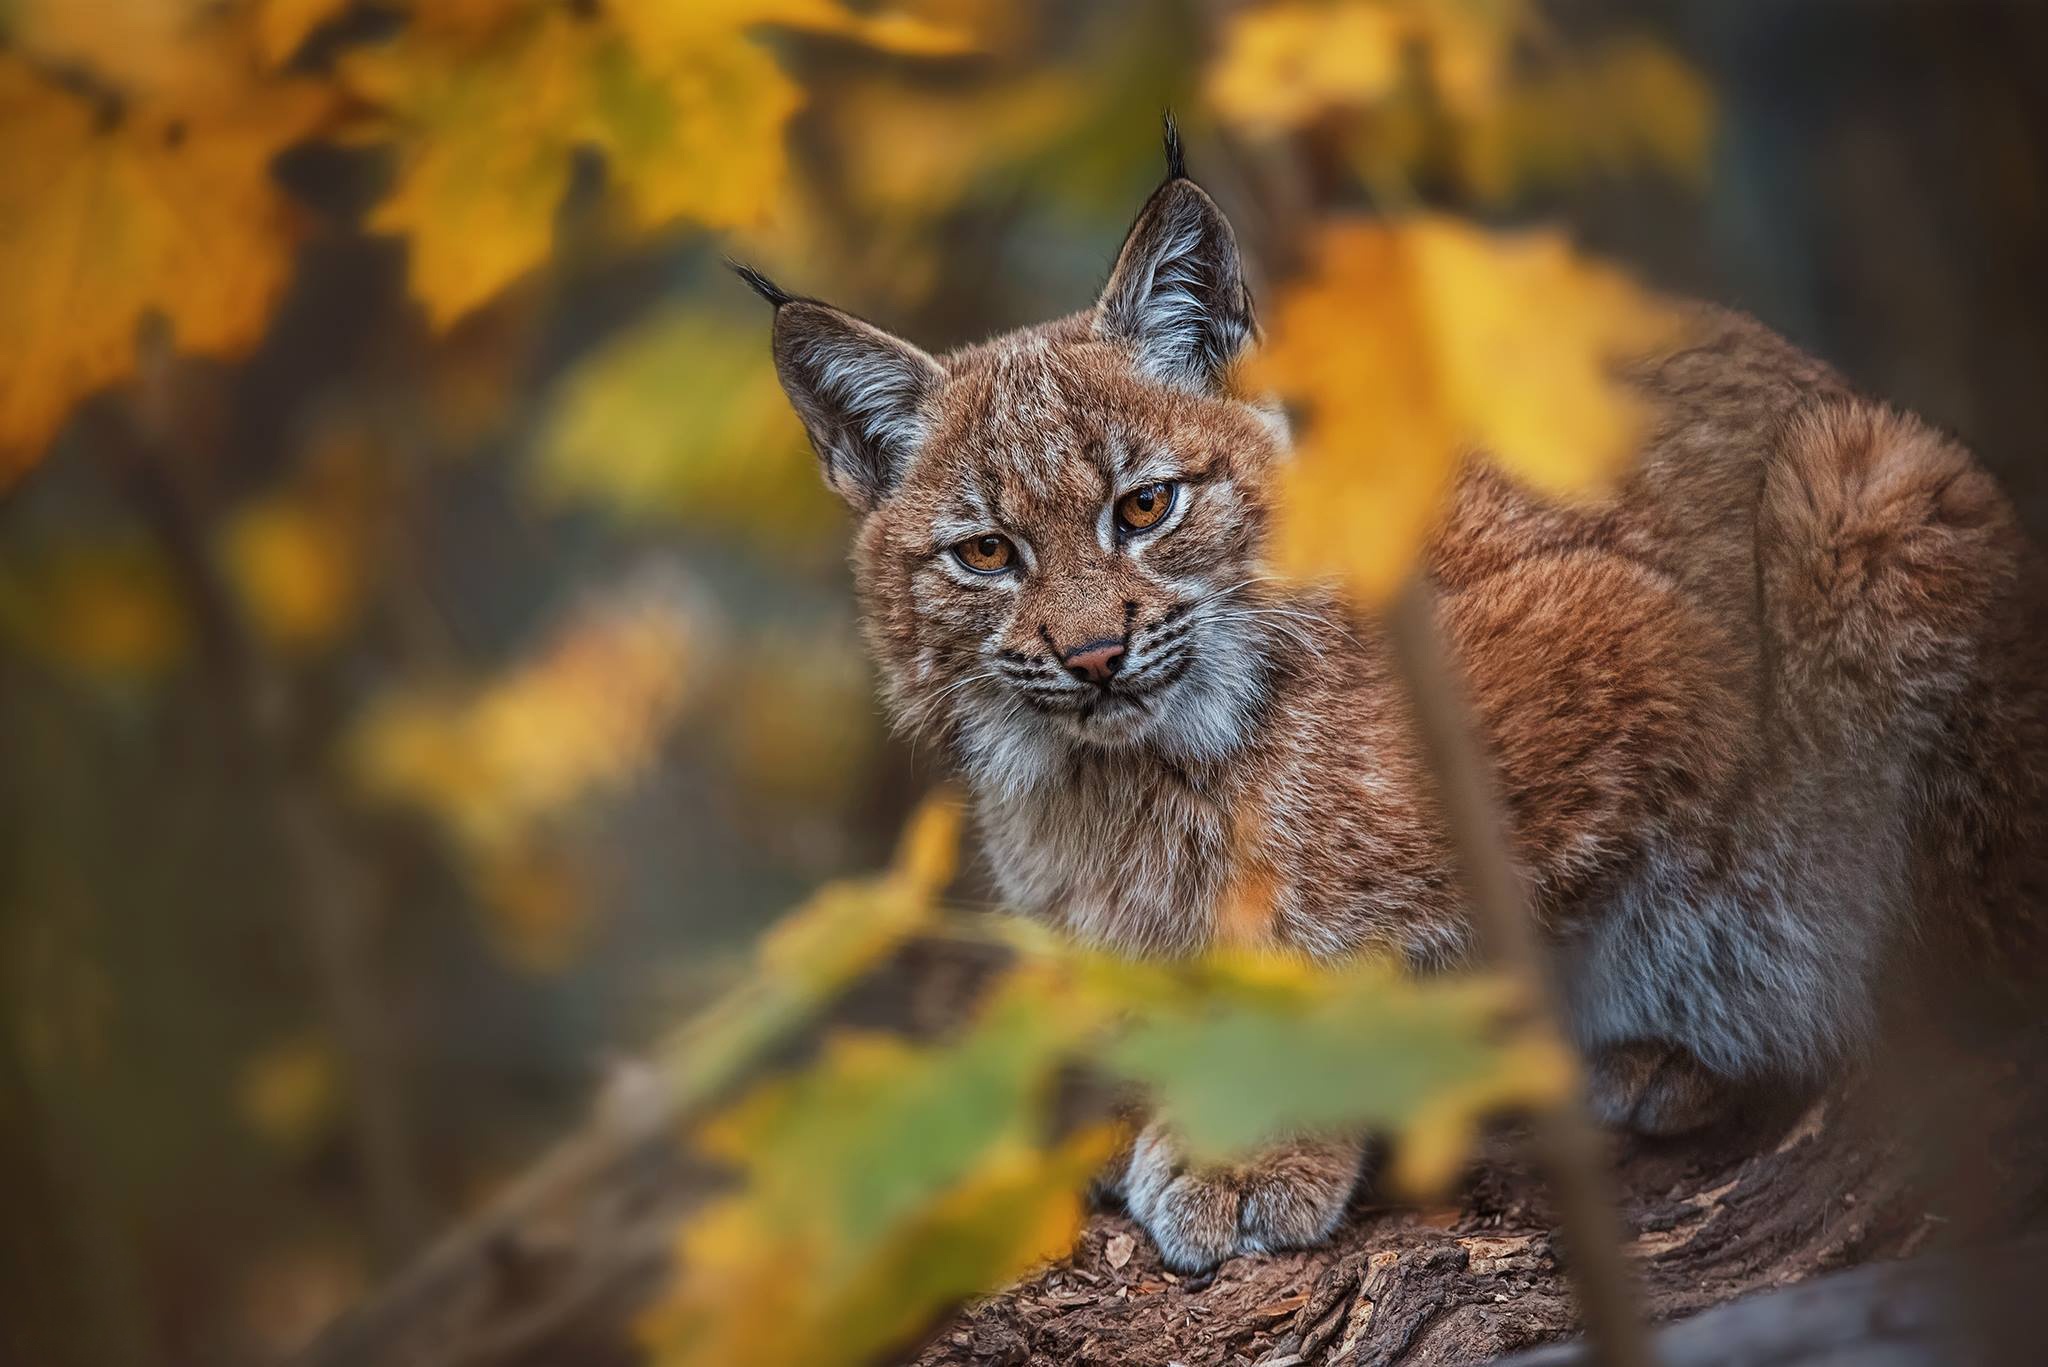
[{"left": 743, "top": 125, "right": 2047, "bottom": 1271}]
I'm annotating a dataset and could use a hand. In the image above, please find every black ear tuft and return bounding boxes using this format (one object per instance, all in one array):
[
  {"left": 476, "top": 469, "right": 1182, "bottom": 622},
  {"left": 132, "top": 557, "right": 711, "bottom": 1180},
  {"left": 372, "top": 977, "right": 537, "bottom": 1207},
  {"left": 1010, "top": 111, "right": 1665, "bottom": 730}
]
[
  {"left": 728, "top": 259, "right": 794, "bottom": 309},
  {"left": 1095, "top": 174, "right": 1253, "bottom": 392},
  {"left": 1162, "top": 111, "right": 1188, "bottom": 183},
  {"left": 766, "top": 301, "right": 946, "bottom": 511}
]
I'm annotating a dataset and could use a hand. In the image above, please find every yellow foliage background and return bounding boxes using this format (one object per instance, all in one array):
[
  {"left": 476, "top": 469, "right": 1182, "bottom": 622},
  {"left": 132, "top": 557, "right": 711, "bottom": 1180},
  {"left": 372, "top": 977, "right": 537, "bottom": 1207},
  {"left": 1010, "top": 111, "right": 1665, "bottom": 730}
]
[{"left": 5, "top": 3, "right": 2043, "bottom": 1366}]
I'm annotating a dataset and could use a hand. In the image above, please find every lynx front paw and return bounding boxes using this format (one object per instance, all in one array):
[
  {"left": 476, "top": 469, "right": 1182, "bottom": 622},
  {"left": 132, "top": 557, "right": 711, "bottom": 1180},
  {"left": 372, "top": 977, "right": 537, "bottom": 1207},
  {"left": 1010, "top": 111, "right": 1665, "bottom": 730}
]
[
  {"left": 1121, "top": 1124, "right": 1364, "bottom": 1273},
  {"left": 1587, "top": 1042, "right": 1730, "bottom": 1136}
]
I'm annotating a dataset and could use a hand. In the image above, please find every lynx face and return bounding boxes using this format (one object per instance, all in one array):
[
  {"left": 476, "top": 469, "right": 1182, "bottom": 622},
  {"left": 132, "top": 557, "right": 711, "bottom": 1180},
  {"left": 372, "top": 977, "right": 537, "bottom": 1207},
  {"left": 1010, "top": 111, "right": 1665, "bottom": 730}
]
[
  {"left": 864, "top": 335, "right": 1287, "bottom": 780},
  {"left": 748, "top": 155, "right": 1288, "bottom": 787}
]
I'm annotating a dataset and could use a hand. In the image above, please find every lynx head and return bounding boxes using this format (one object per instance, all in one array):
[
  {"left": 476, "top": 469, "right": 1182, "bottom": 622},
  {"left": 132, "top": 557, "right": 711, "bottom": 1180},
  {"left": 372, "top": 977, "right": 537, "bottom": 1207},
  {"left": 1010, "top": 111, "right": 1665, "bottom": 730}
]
[{"left": 744, "top": 123, "right": 1290, "bottom": 793}]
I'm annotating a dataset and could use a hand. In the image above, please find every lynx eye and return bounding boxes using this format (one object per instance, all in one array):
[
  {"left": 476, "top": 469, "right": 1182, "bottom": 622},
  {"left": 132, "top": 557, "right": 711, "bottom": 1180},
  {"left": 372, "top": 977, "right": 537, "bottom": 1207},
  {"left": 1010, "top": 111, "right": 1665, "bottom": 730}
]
[
  {"left": 952, "top": 533, "right": 1017, "bottom": 575},
  {"left": 1114, "top": 480, "right": 1177, "bottom": 536}
]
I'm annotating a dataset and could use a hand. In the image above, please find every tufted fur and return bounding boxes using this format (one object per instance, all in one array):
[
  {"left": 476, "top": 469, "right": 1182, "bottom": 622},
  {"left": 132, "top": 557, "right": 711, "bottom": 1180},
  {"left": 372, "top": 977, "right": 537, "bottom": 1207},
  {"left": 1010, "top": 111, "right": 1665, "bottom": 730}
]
[{"left": 748, "top": 139, "right": 2048, "bottom": 1270}]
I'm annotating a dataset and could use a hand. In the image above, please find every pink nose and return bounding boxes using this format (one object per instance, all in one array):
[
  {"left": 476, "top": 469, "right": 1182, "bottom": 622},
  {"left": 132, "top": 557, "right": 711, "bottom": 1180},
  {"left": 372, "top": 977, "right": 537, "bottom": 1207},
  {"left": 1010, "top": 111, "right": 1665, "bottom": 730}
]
[{"left": 1063, "top": 639, "right": 1125, "bottom": 685}]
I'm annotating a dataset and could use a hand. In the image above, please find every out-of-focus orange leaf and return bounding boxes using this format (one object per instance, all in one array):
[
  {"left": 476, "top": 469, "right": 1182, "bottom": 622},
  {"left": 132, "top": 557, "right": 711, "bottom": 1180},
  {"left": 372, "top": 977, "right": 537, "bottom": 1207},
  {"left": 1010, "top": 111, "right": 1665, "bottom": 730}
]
[
  {"left": 349, "top": 567, "right": 706, "bottom": 854},
  {"left": 1251, "top": 217, "right": 1679, "bottom": 600},
  {"left": 256, "top": 0, "right": 357, "bottom": 67},
  {"left": 0, "top": 54, "right": 331, "bottom": 479},
  {"left": 220, "top": 430, "right": 384, "bottom": 652},
  {"left": 343, "top": 0, "right": 971, "bottom": 329},
  {"left": 222, "top": 497, "right": 365, "bottom": 652},
  {"left": 349, "top": 567, "right": 704, "bottom": 969},
  {"left": 7, "top": 0, "right": 214, "bottom": 96},
  {"left": 1205, "top": 0, "right": 1408, "bottom": 136},
  {"left": 1208, "top": 1, "right": 1710, "bottom": 203},
  {"left": 1206, "top": 0, "right": 1518, "bottom": 135}
]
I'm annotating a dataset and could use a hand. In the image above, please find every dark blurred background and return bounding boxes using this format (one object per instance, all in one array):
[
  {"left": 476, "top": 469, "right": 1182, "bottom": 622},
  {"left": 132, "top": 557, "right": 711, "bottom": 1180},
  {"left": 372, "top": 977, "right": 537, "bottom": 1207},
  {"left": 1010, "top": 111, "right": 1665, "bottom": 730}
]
[{"left": 3, "top": 2, "right": 2046, "bottom": 1363}]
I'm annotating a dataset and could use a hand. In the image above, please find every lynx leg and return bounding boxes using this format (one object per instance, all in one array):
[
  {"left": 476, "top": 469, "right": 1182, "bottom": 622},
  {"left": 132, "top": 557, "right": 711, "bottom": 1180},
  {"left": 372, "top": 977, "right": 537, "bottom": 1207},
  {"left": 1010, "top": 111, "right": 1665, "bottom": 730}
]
[
  {"left": 1586, "top": 1042, "right": 1732, "bottom": 1137},
  {"left": 1121, "top": 1121, "right": 1366, "bottom": 1272}
]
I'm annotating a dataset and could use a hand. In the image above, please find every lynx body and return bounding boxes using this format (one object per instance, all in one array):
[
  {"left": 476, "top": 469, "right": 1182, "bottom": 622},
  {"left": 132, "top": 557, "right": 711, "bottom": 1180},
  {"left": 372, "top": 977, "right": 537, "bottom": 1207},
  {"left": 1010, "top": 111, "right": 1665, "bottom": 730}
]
[{"left": 746, "top": 134, "right": 2046, "bottom": 1270}]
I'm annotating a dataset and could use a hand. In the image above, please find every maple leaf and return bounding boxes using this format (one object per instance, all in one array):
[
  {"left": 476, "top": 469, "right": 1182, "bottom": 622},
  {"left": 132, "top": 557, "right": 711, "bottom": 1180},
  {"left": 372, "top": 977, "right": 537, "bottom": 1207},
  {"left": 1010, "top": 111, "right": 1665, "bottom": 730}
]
[
  {"left": 1250, "top": 217, "right": 1680, "bottom": 600},
  {"left": 342, "top": 0, "right": 971, "bottom": 330},
  {"left": 0, "top": 55, "right": 332, "bottom": 479}
]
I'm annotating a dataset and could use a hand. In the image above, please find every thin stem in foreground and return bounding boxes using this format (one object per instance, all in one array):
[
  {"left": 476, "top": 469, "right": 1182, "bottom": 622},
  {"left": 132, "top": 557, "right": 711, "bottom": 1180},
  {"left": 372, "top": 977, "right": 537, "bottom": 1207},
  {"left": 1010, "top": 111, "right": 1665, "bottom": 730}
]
[{"left": 1385, "top": 576, "right": 1652, "bottom": 1367}]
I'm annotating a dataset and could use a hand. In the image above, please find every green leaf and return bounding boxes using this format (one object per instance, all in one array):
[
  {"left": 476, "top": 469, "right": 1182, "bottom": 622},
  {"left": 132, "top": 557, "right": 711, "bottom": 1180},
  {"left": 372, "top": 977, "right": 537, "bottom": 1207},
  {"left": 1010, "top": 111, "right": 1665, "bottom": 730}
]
[{"left": 1102, "top": 954, "right": 1574, "bottom": 1189}]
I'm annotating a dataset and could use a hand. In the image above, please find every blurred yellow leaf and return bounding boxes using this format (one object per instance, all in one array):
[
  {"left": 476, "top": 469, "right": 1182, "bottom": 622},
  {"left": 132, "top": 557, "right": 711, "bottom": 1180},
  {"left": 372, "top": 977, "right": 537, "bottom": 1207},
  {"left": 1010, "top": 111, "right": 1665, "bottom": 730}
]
[
  {"left": 7, "top": 0, "right": 216, "bottom": 97},
  {"left": 0, "top": 537, "right": 189, "bottom": 677},
  {"left": 645, "top": 983, "right": 1110, "bottom": 1367},
  {"left": 343, "top": 0, "right": 969, "bottom": 329},
  {"left": 349, "top": 566, "right": 705, "bottom": 855},
  {"left": 534, "top": 307, "right": 838, "bottom": 547},
  {"left": 0, "top": 54, "right": 331, "bottom": 478},
  {"left": 1206, "top": 0, "right": 1522, "bottom": 134},
  {"left": 1208, "top": 2, "right": 1708, "bottom": 204},
  {"left": 222, "top": 496, "right": 364, "bottom": 652},
  {"left": 1391, "top": 1032, "right": 1574, "bottom": 1193},
  {"left": 1445, "top": 37, "right": 1714, "bottom": 198},
  {"left": 1252, "top": 217, "right": 1678, "bottom": 599},
  {"left": 237, "top": 1035, "right": 340, "bottom": 1154},
  {"left": 256, "top": 0, "right": 356, "bottom": 67},
  {"left": 1206, "top": 0, "right": 1408, "bottom": 136}
]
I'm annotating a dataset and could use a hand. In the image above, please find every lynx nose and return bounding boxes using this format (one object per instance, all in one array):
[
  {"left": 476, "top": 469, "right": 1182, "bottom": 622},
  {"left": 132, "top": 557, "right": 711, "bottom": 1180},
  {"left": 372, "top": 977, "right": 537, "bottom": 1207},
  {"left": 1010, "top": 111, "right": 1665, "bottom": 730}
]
[{"left": 1063, "top": 639, "right": 1125, "bottom": 686}]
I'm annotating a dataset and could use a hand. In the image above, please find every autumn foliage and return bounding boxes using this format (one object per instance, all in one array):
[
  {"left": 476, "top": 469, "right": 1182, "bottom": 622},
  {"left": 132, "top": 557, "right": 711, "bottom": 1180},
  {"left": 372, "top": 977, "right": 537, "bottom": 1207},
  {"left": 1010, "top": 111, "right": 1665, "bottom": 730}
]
[{"left": 0, "top": 3, "right": 1714, "bottom": 1364}]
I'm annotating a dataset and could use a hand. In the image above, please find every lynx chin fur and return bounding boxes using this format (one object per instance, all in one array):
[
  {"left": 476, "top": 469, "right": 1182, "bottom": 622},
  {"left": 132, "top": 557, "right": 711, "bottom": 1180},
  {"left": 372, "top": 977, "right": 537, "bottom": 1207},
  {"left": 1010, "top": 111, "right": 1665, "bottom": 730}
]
[{"left": 744, "top": 123, "right": 2048, "bottom": 1272}]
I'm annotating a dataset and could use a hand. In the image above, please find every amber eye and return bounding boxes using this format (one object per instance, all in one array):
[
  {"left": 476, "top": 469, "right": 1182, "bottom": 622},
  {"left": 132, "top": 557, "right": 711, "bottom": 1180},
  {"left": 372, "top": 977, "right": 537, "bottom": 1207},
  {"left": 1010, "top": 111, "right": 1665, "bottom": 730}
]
[
  {"left": 952, "top": 533, "right": 1017, "bottom": 575},
  {"left": 1114, "top": 481, "right": 1177, "bottom": 536}
]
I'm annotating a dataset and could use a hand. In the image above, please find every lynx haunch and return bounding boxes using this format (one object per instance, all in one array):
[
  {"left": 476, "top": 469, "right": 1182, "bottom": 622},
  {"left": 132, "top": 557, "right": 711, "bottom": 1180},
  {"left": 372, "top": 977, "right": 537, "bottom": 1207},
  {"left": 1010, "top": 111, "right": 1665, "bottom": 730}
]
[{"left": 744, "top": 127, "right": 2047, "bottom": 1272}]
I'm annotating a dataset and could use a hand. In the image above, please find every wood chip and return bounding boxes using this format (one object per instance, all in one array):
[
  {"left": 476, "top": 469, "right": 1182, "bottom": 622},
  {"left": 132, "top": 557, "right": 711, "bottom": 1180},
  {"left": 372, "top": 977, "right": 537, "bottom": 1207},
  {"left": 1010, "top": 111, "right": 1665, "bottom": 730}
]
[
  {"left": 1252, "top": 1292, "right": 1311, "bottom": 1319},
  {"left": 1105, "top": 1233, "right": 1135, "bottom": 1270}
]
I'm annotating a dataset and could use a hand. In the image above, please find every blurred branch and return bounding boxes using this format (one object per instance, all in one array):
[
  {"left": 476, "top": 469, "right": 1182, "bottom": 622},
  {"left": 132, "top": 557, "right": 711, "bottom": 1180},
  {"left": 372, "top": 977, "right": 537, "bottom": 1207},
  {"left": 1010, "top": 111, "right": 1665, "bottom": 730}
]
[
  {"left": 1385, "top": 576, "right": 1652, "bottom": 1367},
  {"left": 93, "top": 353, "right": 430, "bottom": 1263}
]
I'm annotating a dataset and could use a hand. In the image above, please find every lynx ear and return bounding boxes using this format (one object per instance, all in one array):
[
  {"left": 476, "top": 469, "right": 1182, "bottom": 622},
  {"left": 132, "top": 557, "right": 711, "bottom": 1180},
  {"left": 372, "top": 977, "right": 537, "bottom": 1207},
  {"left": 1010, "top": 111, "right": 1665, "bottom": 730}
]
[
  {"left": 737, "top": 264, "right": 944, "bottom": 510},
  {"left": 1095, "top": 127, "right": 1255, "bottom": 392}
]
